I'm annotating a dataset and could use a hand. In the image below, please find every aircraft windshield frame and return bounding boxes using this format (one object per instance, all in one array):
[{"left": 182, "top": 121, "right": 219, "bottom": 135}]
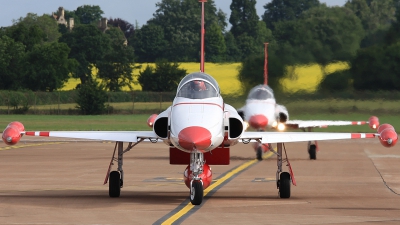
[
  {"left": 176, "top": 72, "right": 220, "bottom": 99},
  {"left": 248, "top": 85, "right": 274, "bottom": 100}
]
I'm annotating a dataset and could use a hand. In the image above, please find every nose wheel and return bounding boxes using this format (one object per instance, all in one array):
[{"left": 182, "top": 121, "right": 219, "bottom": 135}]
[{"left": 190, "top": 181, "right": 204, "bottom": 205}]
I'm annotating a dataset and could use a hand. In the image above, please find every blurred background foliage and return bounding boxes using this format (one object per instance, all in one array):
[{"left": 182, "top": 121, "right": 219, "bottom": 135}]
[{"left": 1, "top": 0, "right": 400, "bottom": 114}]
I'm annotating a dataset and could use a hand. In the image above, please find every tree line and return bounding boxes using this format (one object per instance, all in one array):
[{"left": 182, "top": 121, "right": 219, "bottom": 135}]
[{"left": 0, "top": 0, "right": 400, "bottom": 114}]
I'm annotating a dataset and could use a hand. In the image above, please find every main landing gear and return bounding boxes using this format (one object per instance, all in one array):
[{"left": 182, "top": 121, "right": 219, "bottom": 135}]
[
  {"left": 276, "top": 143, "right": 296, "bottom": 198},
  {"left": 304, "top": 127, "right": 318, "bottom": 160},
  {"left": 254, "top": 142, "right": 274, "bottom": 161},
  {"left": 104, "top": 140, "right": 143, "bottom": 198}
]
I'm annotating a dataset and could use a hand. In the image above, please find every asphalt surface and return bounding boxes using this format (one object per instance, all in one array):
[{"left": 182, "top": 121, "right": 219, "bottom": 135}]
[{"left": 0, "top": 137, "right": 399, "bottom": 225}]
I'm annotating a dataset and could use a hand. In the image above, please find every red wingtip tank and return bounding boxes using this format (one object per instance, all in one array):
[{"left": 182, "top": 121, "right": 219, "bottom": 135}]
[
  {"left": 147, "top": 114, "right": 158, "bottom": 128},
  {"left": 377, "top": 124, "right": 398, "bottom": 147},
  {"left": 368, "top": 116, "right": 380, "bottom": 130},
  {"left": 2, "top": 121, "right": 25, "bottom": 145}
]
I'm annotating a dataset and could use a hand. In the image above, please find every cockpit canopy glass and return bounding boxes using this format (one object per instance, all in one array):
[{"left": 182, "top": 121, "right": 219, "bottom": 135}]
[
  {"left": 177, "top": 72, "right": 220, "bottom": 99},
  {"left": 247, "top": 85, "right": 274, "bottom": 100}
]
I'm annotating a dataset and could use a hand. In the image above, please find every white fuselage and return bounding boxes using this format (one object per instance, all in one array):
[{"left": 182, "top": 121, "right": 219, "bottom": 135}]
[
  {"left": 244, "top": 98, "right": 277, "bottom": 128},
  {"left": 169, "top": 96, "right": 225, "bottom": 153}
]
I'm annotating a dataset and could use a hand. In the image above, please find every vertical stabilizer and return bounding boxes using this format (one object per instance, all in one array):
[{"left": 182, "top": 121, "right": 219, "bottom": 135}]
[
  {"left": 199, "top": 0, "right": 207, "bottom": 72},
  {"left": 264, "top": 43, "right": 269, "bottom": 85}
]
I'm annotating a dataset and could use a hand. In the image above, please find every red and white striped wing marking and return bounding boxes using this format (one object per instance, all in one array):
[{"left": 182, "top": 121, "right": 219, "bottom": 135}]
[
  {"left": 24, "top": 131, "right": 158, "bottom": 143},
  {"left": 286, "top": 120, "right": 367, "bottom": 128},
  {"left": 240, "top": 131, "right": 375, "bottom": 144}
]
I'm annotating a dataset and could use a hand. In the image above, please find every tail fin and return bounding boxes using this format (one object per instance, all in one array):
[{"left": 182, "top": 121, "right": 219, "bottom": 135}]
[
  {"left": 264, "top": 43, "right": 269, "bottom": 85},
  {"left": 200, "top": 0, "right": 206, "bottom": 72}
]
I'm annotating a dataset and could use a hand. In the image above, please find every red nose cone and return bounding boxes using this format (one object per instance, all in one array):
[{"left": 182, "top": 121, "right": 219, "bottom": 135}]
[
  {"left": 249, "top": 115, "right": 268, "bottom": 130},
  {"left": 178, "top": 126, "right": 211, "bottom": 151}
]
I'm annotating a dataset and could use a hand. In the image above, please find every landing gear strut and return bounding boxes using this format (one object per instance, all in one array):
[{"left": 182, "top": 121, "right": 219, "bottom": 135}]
[
  {"left": 304, "top": 127, "right": 318, "bottom": 160},
  {"left": 104, "top": 140, "right": 143, "bottom": 198},
  {"left": 276, "top": 143, "right": 296, "bottom": 198},
  {"left": 189, "top": 152, "right": 205, "bottom": 205}
]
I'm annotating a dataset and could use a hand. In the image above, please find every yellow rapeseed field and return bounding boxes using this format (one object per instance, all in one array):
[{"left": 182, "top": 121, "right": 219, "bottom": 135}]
[
  {"left": 60, "top": 62, "right": 349, "bottom": 95},
  {"left": 280, "top": 62, "right": 350, "bottom": 93}
]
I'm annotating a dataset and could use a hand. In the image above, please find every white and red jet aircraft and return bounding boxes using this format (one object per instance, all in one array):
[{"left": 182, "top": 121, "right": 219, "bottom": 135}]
[
  {"left": 237, "top": 84, "right": 380, "bottom": 160},
  {"left": 1, "top": 0, "right": 398, "bottom": 206},
  {"left": 237, "top": 44, "right": 380, "bottom": 160}
]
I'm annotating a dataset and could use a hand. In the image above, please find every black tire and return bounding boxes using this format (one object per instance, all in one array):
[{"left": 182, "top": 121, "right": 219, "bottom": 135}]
[
  {"left": 308, "top": 144, "right": 317, "bottom": 160},
  {"left": 190, "top": 181, "right": 203, "bottom": 205},
  {"left": 109, "top": 171, "right": 121, "bottom": 198},
  {"left": 256, "top": 146, "right": 262, "bottom": 161},
  {"left": 279, "top": 172, "right": 291, "bottom": 198}
]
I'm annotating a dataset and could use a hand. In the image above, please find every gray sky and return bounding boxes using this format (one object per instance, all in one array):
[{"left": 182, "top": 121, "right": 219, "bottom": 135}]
[{"left": 0, "top": 0, "right": 347, "bottom": 28}]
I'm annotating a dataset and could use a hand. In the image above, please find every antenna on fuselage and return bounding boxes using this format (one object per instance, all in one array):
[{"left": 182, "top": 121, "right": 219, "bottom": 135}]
[
  {"left": 199, "top": 0, "right": 206, "bottom": 73},
  {"left": 264, "top": 42, "right": 269, "bottom": 85}
]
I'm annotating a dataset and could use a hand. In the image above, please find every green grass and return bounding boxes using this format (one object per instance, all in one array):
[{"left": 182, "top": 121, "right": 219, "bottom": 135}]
[
  {"left": 282, "top": 99, "right": 400, "bottom": 114},
  {"left": 0, "top": 113, "right": 398, "bottom": 133}
]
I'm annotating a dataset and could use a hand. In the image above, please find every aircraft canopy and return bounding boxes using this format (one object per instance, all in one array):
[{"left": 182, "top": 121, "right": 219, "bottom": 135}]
[
  {"left": 177, "top": 72, "right": 220, "bottom": 99},
  {"left": 247, "top": 85, "right": 274, "bottom": 100}
]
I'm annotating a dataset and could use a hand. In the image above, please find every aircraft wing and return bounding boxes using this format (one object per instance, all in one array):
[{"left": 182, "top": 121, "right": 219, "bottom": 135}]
[
  {"left": 240, "top": 131, "right": 375, "bottom": 144},
  {"left": 285, "top": 120, "right": 367, "bottom": 129},
  {"left": 23, "top": 131, "right": 159, "bottom": 143}
]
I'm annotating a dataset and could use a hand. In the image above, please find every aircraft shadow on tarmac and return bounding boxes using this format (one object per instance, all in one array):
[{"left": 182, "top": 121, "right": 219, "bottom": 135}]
[{"left": 0, "top": 189, "right": 303, "bottom": 208}]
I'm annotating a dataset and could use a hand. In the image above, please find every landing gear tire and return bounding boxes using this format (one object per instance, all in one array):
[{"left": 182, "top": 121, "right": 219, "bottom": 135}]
[
  {"left": 308, "top": 144, "right": 317, "bottom": 160},
  {"left": 279, "top": 172, "right": 291, "bottom": 198},
  {"left": 190, "top": 181, "right": 203, "bottom": 205},
  {"left": 109, "top": 171, "right": 121, "bottom": 198},
  {"left": 256, "top": 146, "right": 262, "bottom": 161}
]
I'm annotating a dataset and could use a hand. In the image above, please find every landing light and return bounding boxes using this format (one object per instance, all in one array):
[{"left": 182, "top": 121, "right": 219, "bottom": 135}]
[
  {"left": 373, "top": 124, "right": 377, "bottom": 129},
  {"left": 244, "top": 121, "right": 249, "bottom": 131},
  {"left": 277, "top": 123, "right": 285, "bottom": 131},
  {"left": 272, "top": 121, "right": 278, "bottom": 128}
]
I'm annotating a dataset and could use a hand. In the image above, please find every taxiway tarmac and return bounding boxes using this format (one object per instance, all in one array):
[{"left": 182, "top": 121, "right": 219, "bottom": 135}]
[{"left": 0, "top": 138, "right": 399, "bottom": 224}]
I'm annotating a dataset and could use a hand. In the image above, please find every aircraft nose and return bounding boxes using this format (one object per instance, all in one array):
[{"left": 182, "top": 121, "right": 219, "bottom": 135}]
[
  {"left": 178, "top": 126, "right": 211, "bottom": 151},
  {"left": 249, "top": 115, "right": 268, "bottom": 130}
]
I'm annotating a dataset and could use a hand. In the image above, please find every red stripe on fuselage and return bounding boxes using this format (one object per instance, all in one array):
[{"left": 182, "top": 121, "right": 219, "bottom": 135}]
[{"left": 173, "top": 102, "right": 223, "bottom": 110}]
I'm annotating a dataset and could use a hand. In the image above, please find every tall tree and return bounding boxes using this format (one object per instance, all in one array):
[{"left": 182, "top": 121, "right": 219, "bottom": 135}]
[
  {"left": 274, "top": 5, "right": 364, "bottom": 70},
  {"left": 205, "top": 22, "right": 226, "bottom": 62},
  {"left": 14, "top": 13, "right": 61, "bottom": 42},
  {"left": 131, "top": 23, "right": 167, "bottom": 62},
  {"left": 229, "top": 0, "right": 259, "bottom": 38},
  {"left": 229, "top": 0, "right": 274, "bottom": 60},
  {"left": 108, "top": 18, "right": 135, "bottom": 39},
  {"left": 224, "top": 32, "right": 241, "bottom": 62},
  {"left": 385, "top": 1, "right": 400, "bottom": 44},
  {"left": 74, "top": 5, "right": 104, "bottom": 24},
  {"left": 351, "top": 43, "right": 400, "bottom": 90},
  {"left": 59, "top": 24, "right": 110, "bottom": 84},
  {"left": 0, "top": 35, "right": 26, "bottom": 90},
  {"left": 97, "top": 27, "right": 136, "bottom": 91},
  {"left": 148, "top": 0, "right": 225, "bottom": 61},
  {"left": 262, "top": 0, "right": 320, "bottom": 31},
  {"left": 23, "top": 42, "right": 78, "bottom": 91},
  {"left": 346, "top": 0, "right": 396, "bottom": 47},
  {"left": 5, "top": 22, "right": 44, "bottom": 51},
  {"left": 138, "top": 60, "right": 187, "bottom": 92}
]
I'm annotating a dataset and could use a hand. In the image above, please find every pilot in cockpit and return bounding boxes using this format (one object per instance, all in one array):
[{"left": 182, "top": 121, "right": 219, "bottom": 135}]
[
  {"left": 190, "top": 80, "right": 209, "bottom": 99},
  {"left": 191, "top": 80, "right": 207, "bottom": 91}
]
